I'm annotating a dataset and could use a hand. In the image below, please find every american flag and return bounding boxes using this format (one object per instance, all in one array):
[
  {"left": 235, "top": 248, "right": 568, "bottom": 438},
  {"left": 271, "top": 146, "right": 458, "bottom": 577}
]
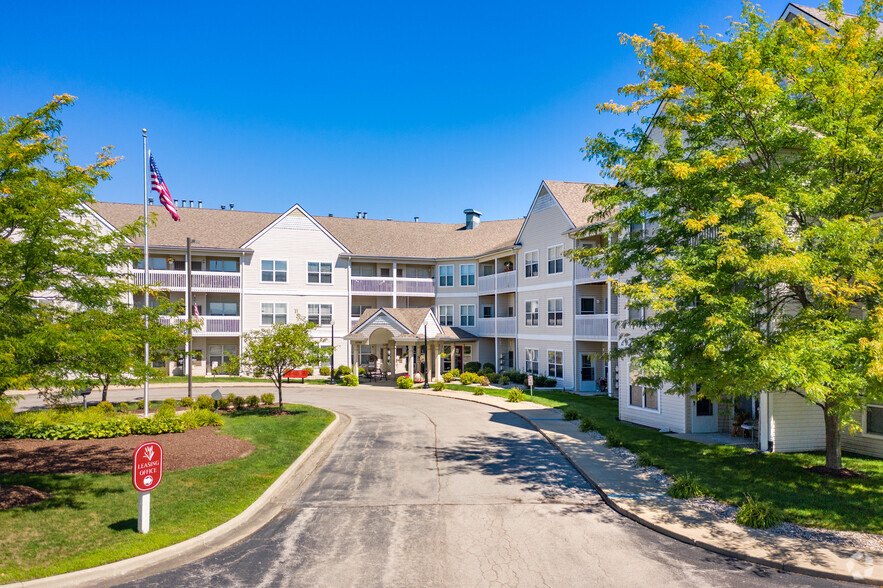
[
  {"left": 149, "top": 155, "right": 180, "bottom": 221},
  {"left": 193, "top": 304, "right": 200, "bottom": 318}
]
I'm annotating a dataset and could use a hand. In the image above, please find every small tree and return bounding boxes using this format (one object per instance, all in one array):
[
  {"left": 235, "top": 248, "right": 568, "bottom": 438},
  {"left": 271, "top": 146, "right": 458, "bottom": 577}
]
[{"left": 226, "top": 317, "right": 331, "bottom": 408}]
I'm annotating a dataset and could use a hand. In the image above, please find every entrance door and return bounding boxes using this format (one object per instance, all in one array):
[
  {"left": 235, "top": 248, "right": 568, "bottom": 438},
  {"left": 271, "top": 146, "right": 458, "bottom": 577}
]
[
  {"left": 454, "top": 345, "right": 464, "bottom": 371},
  {"left": 692, "top": 385, "right": 717, "bottom": 433},
  {"left": 580, "top": 354, "right": 597, "bottom": 392}
]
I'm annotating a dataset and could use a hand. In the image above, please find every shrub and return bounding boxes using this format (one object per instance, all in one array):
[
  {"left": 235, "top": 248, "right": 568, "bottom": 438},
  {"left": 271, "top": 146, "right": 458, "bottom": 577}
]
[
  {"left": 302, "top": 367, "right": 314, "bottom": 376},
  {"left": 246, "top": 395, "right": 260, "bottom": 408},
  {"left": 442, "top": 372, "right": 454, "bottom": 383},
  {"left": 136, "top": 400, "right": 145, "bottom": 410},
  {"left": 481, "top": 362, "right": 495, "bottom": 374},
  {"left": 533, "top": 375, "right": 547, "bottom": 387},
  {"left": 505, "top": 370, "right": 525, "bottom": 384},
  {"left": 498, "top": 375, "right": 510, "bottom": 385},
  {"left": 341, "top": 374, "right": 359, "bottom": 387},
  {"left": 635, "top": 452, "right": 658, "bottom": 468},
  {"left": 232, "top": 395, "right": 246, "bottom": 409},
  {"left": 397, "top": 375, "right": 414, "bottom": 389},
  {"left": 180, "top": 397, "right": 195, "bottom": 409},
  {"left": 335, "top": 366, "right": 352, "bottom": 378},
  {"left": 579, "top": 416, "right": 597, "bottom": 432},
  {"left": 260, "top": 393, "right": 275, "bottom": 405},
  {"left": 97, "top": 401, "right": 115, "bottom": 414},
  {"left": 432, "top": 382, "right": 446, "bottom": 391},
  {"left": 478, "top": 375, "right": 490, "bottom": 387},
  {"left": 319, "top": 366, "right": 331, "bottom": 376},
  {"left": 359, "top": 367, "right": 368, "bottom": 377},
  {"left": 180, "top": 408, "right": 224, "bottom": 430},
  {"left": 155, "top": 404, "right": 177, "bottom": 420},
  {"left": 464, "top": 361, "right": 482, "bottom": 374},
  {"left": 196, "top": 395, "right": 215, "bottom": 410},
  {"left": 487, "top": 372, "right": 500, "bottom": 384},
  {"left": 736, "top": 495, "right": 784, "bottom": 529},
  {"left": 450, "top": 368, "right": 460, "bottom": 378},
  {"left": 162, "top": 398, "right": 177, "bottom": 408},
  {"left": 544, "top": 378, "right": 557, "bottom": 387},
  {"left": 459, "top": 372, "right": 479, "bottom": 385},
  {"left": 473, "top": 388, "right": 486, "bottom": 396},
  {"left": 216, "top": 396, "right": 230, "bottom": 410},
  {"left": 667, "top": 473, "right": 708, "bottom": 499},
  {"left": 563, "top": 407, "right": 580, "bottom": 421},
  {"left": 507, "top": 388, "right": 525, "bottom": 403},
  {"left": 604, "top": 430, "right": 624, "bottom": 448}
]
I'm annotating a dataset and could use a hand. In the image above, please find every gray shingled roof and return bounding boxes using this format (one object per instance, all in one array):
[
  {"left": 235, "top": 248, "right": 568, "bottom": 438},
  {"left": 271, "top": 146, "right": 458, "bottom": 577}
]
[{"left": 788, "top": 4, "right": 883, "bottom": 35}]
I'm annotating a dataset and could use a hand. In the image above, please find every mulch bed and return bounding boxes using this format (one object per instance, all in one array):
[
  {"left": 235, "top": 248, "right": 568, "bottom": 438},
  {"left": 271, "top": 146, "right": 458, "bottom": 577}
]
[
  {"left": 0, "top": 485, "right": 51, "bottom": 510},
  {"left": 807, "top": 465, "right": 866, "bottom": 478}
]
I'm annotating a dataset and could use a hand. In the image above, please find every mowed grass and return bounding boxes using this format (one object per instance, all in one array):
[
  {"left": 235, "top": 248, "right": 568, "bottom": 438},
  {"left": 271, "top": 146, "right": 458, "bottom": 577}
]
[
  {"left": 443, "top": 386, "right": 883, "bottom": 535},
  {"left": 0, "top": 404, "right": 334, "bottom": 582}
]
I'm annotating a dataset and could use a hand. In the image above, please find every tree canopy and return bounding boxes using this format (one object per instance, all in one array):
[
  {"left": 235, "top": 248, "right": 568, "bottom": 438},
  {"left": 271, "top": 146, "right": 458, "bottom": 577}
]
[{"left": 576, "top": 1, "right": 883, "bottom": 468}]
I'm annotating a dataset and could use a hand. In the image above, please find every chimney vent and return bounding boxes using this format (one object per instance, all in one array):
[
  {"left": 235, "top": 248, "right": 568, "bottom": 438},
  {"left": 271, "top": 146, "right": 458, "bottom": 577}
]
[
  {"left": 229, "top": 203, "right": 234, "bottom": 210},
  {"left": 198, "top": 200, "right": 203, "bottom": 208},
  {"left": 329, "top": 213, "right": 333, "bottom": 217},
  {"left": 148, "top": 197, "right": 154, "bottom": 205},
  {"left": 173, "top": 199, "right": 178, "bottom": 207},
  {"left": 464, "top": 208, "right": 482, "bottom": 230},
  {"left": 414, "top": 217, "right": 419, "bottom": 222},
  {"left": 189, "top": 200, "right": 194, "bottom": 208},
  {"left": 221, "top": 205, "right": 226, "bottom": 210},
  {"left": 363, "top": 212, "right": 367, "bottom": 219}
]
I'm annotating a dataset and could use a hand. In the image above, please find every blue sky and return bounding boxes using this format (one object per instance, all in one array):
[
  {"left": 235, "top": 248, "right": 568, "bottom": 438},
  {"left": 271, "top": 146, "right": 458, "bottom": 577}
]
[{"left": 0, "top": 1, "right": 861, "bottom": 223}]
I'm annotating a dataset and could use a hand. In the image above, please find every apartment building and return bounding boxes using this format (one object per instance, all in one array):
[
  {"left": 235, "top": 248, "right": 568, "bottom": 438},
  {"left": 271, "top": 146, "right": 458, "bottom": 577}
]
[{"left": 86, "top": 180, "right": 616, "bottom": 392}]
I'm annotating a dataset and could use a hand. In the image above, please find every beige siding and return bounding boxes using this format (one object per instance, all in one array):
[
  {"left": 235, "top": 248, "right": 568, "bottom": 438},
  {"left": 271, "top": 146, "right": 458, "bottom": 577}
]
[
  {"left": 617, "top": 357, "right": 688, "bottom": 432},
  {"left": 843, "top": 408, "right": 883, "bottom": 458},
  {"left": 769, "top": 392, "right": 826, "bottom": 452}
]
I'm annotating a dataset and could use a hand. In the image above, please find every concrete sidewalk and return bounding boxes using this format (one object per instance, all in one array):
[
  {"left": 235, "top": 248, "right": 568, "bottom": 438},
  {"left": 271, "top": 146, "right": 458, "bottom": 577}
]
[{"left": 414, "top": 387, "right": 883, "bottom": 586}]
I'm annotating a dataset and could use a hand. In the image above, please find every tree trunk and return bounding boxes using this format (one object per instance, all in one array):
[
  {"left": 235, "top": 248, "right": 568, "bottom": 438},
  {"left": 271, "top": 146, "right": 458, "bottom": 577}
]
[
  {"left": 277, "top": 381, "right": 283, "bottom": 409},
  {"left": 822, "top": 404, "right": 842, "bottom": 470},
  {"left": 102, "top": 382, "right": 110, "bottom": 402}
]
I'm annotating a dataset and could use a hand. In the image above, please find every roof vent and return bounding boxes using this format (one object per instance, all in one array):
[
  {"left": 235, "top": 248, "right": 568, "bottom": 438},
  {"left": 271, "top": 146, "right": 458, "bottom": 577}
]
[
  {"left": 198, "top": 200, "right": 202, "bottom": 208},
  {"left": 229, "top": 203, "right": 234, "bottom": 210},
  {"left": 329, "top": 213, "right": 333, "bottom": 217},
  {"left": 363, "top": 212, "right": 367, "bottom": 219},
  {"left": 189, "top": 200, "right": 194, "bottom": 208},
  {"left": 221, "top": 205, "right": 226, "bottom": 210},
  {"left": 148, "top": 197, "right": 154, "bottom": 205},
  {"left": 464, "top": 208, "right": 482, "bottom": 230},
  {"left": 173, "top": 199, "right": 178, "bottom": 207},
  {"left": 414, "top": 216, "right": 419, "bottom": 222}
]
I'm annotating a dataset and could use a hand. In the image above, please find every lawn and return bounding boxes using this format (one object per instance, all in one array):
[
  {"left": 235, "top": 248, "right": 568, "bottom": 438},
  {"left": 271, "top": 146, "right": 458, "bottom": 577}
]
[
  {"left": 447, "top": 385, "right": 883, "bottom": 535},
  {"left": 0, "top": 404, "right": 335, "bottom": 582}
]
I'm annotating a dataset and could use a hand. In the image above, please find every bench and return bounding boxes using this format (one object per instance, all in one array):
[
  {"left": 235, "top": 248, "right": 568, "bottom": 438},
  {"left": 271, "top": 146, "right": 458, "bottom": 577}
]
[{"left": 284, "top": 369, "right": 310, "bottom": 383}]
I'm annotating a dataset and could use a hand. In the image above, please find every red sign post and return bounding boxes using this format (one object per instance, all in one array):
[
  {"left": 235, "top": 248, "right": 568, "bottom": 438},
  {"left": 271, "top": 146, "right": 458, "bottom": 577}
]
[{"left": 133, "top": 441, "right": 163, "bottom": 533}]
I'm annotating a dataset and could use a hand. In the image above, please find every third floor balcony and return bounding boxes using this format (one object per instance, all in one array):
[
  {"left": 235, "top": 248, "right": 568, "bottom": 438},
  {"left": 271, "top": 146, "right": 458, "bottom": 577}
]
[
  {"left": 350, "top": 276, "right": 435, "bottom": 297},
  {"left": 133, "top": 269, "right": 241, "bottom": 292}
]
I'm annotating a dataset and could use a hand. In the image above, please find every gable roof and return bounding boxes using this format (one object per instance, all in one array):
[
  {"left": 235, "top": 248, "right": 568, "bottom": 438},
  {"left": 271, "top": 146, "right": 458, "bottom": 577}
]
[
  {"left": 351, "top": 307, "right": 434, "bottom": 334},
  {"left": 241, "top": 204, "right": 349, "bottom": 252},
  {"left": 784, "top": 4, "right": 883, "bottom": 36},
  {"left": 88, "top": 202, "right": 277, "bottom": 250},
  {"left": 543, "top": 181, "right": 608, "bottom": 230}
]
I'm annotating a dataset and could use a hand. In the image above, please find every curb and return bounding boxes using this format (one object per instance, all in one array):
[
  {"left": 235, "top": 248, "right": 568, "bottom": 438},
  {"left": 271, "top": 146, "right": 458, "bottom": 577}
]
[
  {"left": 410, "top": 388, "right": 878, "bottom": 587},
  {"left": 13, "top": 408, "right": 351, "bottom": 588}
]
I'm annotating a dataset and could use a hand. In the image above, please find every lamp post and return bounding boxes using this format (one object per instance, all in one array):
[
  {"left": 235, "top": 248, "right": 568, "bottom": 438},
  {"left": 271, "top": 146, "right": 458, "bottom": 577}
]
[
  {"left": 329, "top": 320, "right": 335, "bottom": 384},
  {"left": 422, "top": 325, "right": 429, "bottom": 388},
  {"left": 186, "top": 237, "right": 200, "bottom": 398}
]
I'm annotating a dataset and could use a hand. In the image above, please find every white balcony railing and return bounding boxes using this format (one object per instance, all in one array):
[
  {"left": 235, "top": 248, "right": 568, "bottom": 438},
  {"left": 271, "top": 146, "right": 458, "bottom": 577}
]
[
  {"left": 477, "top": 271, "right": 517, "bottom": 295},
  {"left": 476, "top": 316, "right": 517, "bottom": 337},
  {"left": 350, "top": 276, "right": 394, "bottom": 294},
  {"left": 574, "top": 314, "right": 617, "bottom": 339},
  {"left": 132, "top": 269, "right": 240, "bottom": 291},
  {"left": 574, "top": 263, "right": 605, "bottom": 283},
  {"left": 159, "top": 315, "right": 241, "bottom": 336},
  {"left": 396, "top": 277, "right": 435, "bottom": 295},
  {"left": 350, "top": 276, "right": 435, "bottom": 296}
]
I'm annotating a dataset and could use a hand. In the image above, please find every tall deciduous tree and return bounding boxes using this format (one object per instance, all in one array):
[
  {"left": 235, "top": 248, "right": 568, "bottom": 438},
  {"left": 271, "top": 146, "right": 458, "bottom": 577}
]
[
  {"left": 577, "top": 2, "right": 883, "bottom": 469},
  {"left": 227, "top": 317, "right": 331, "bottom": 408}
]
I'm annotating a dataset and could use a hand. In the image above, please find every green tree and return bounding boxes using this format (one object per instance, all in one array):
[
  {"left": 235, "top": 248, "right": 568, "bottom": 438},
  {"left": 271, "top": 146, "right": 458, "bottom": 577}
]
[
  {"left": 577, "top": 2, "right": 883, "bottom": 469},
  {"left": 226, "top": 317, "right": 332, "bottom": 408}
]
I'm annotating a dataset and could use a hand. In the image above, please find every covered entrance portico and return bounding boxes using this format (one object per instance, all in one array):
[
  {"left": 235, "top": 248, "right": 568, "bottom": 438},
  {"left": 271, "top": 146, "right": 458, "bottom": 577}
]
[{"left": 344, "top": 307, "right": 477, "bottom": 382}]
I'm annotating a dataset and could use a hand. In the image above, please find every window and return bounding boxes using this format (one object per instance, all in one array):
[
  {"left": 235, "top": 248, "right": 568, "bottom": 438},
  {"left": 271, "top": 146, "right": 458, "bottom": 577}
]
[
  {"left": 261, "top": 260, "right": 287, "bottom": 282},
  {"left": 525, "top": 349, "right": 539, "bottom": 374},
  {"left": 135, "top": 257, "right": 170, "bottom": 270},
  {"left": 438, "top": 265, "right": 454, "bottom": 287},
  {"left": 525, "top": 300, "right": 539, "bottom": 326},
  {"left": 628, "top": 365, "right": 658, "bottom": 410},
  {"left": 209, "top": 258, "right": 239, "bottom": 273},
  {"left": 482, "top": 305, "right": 494, "bottom": 318},
  {"left": 547, "top": 245, "right": 564, "bottom": 274},
  {"left": 208, "top": 344, "right": 238, "bottom": 372},
  {"left": 261, "top": 303, "right": 287, "bottom": 325},
  {"left": 580, "top": 298, "right": 596, "bottom": 315},
  {"left": 867, "top": 406, "right": 883, "bottom": 436},
  {"left": 525, "top": 251, "right": 539, "bottom": 278},
  {"left": 460, "top": 264, "right": 476, "bottom": 286},
  {"left": 548, "top": 350, "right": 563, "bottom": 379},
  {"left": 547, "top": 298, "right": 563, "bottom": 326},
  {"left": 308, "top": 303, "right": 332, "bottom": 325},
  {"left": 359, "top": 344, "right": 374, "bottom": 366},
  {"left": 351, "top": 264, "right": 375, "bottom": 277},
  {"left": 438, "top": 305, "right": 454, "bottom": 326},
  {"left": 208, "top": 301, "right": 238, "bottom": 316},
  {"left": 352, "top": 304, "right": 372, "bottom": 318},
  {"left": 628, "top": 305, "right": 645, "bottom": 321},
  {"left": 459, "top": 304, "right": 475, "bottom": 327},
  {"left": 307, "top": 262, "right": 332, "bottom": 284}
]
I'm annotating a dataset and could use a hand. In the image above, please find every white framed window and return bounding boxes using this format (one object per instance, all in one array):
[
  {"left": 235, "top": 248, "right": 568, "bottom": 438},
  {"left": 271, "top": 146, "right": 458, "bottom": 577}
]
[
  {"left": 438, "top": 265, "right": 454, "bottom": 287},
  {"left": 208, "top": 301, "right": 238, "bottom": 316},
  {"left": 547, "top": 244, "right": 564, "bottom": 274},
  {"left": 261, "top": 259, "right": 287, "bottom": 282},
  {"left": 352, "top": 304, "right": 372, "bottom": 318},
  {"left": 548, "top": 350, "right": 563, "bottom": 379},
  {"left": 460, "top": 264, "right": 476, "bottom": 286},
  {"left": 525, "top": 348, "right": 539, "bottom": 374},
  {"left": 628, "top": 364, "right": 659, "bottom": 410},
  {"left": 547, "top": 298, "right": 563, "bottom": 326},
  {"left": 358, "top": 344, "right": 373, "bottom": 366},
  {"left": 459, "top": 304, "right": 475, "bottom": 327},
  {"left": 261, "top": 302, "right": 287, "bottom": 325},
  {"left": 208, "top": 344, "right": 238, "bottom": 370},
  {"left": 307, "top": 261, "right": 333, "bottom": 284},
  {"left": 525, "top": 250, "right": 539, "bottom": 278},
  {"left": 438, "top": 305, "right": 454, "bottom": 326},
  {"left": 525, "top": 300, "right": 538, "bottom": 326},
  {"left": 580, "top": 297, "right": 596, "bottom": 315},
  {"left": 209, "top": 258, "right": 239, "bottom": 272},
  {"left": 866, "top": 405, "right": 883, "bottom": 437},
  {"left": 308, "top": 303, "right": 332, "bottom": 326},
  {"left": 628, "top": 305, "right": 645, "bottom": 321}
]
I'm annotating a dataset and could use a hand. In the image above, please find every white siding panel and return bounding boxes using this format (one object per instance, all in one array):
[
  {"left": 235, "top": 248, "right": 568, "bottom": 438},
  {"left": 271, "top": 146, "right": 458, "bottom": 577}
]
[{"left": 769, "top": 393, "right": 826, "bottom": 453}]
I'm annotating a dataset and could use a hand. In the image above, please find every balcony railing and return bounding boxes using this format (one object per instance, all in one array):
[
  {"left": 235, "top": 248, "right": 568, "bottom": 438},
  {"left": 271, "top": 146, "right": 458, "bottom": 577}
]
[
  {"left": 132, "top": 269, "right": 241, "bottom": 291},
  {"left": 350, "top": 277, "right": 394, "bottom": 294},
  {"left": 476, "top": 316, "right": 517, "bottom": 337},
  {"left": 574, "top": 314, "right": 617, "bottom": 339},
  {"left": 159, "top": 315, "right": 241, "bottom": 336},
  {"left": 477, "top": 271, "right": 517, "bottom": 295},
  {"left": 396, "top": 277, "right": 435, "bottom": 295},
  {"left": 574, "top": 263, "right": 605, "bottom": 283},
  {"left": 350, "top": 276, "right": 435, "bottom": 296}
]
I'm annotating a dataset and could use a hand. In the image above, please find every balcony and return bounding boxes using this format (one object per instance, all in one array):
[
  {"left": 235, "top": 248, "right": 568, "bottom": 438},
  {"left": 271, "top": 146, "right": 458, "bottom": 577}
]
[
  {"left": 574, "top": 314, "right": 618, "bottom": 340},
  {"left": 574, "top": 263, "right": 605, "bottom": 284},
  {"left": 350, "top": 276, "right": 435, "bottom": 297},
  {"left": 476, "top": 316, "right": 517, "bottom": 337},
  {"left": 132, "top": 269, "right": 241, "bottom": 292},
  {"left": 477, "top": 271, "right": 517, "bottom": 295},
  {"left": 159, "top": 315, "right": 241, "bottom": 337}
]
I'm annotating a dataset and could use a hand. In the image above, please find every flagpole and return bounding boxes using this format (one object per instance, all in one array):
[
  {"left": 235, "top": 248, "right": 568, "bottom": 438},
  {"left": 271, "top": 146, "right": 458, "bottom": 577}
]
[{"left": 142, "top": 129, "right": 150, "bottom": 418}]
